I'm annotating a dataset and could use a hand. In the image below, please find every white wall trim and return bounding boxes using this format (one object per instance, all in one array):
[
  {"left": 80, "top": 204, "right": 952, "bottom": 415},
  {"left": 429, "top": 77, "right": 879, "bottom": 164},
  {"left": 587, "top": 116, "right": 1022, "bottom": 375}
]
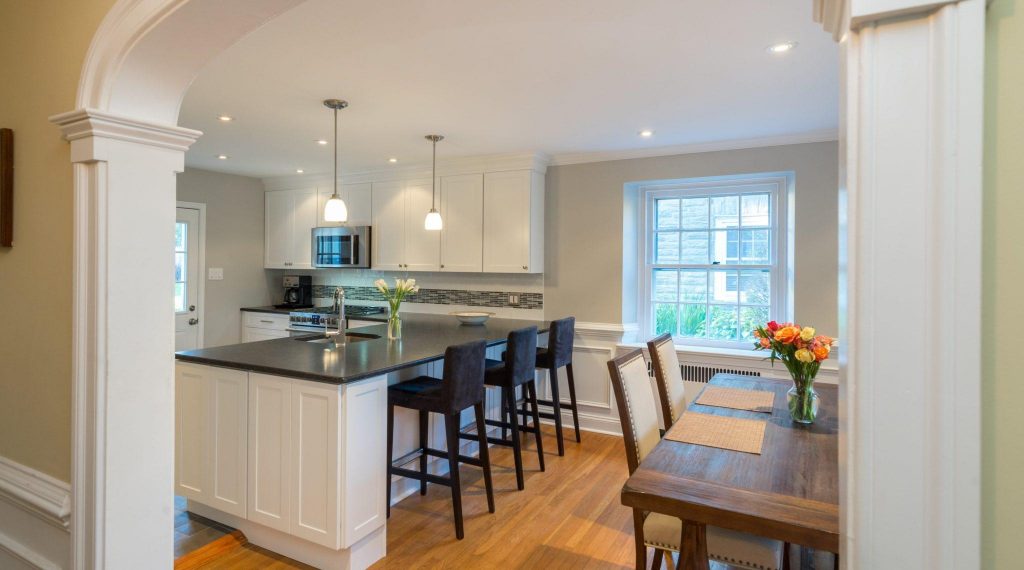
[
  {"left": 176, "top": 201, "right": 207, "bottom": 349},
  {"left": 547, "top": 129, "right": 839, "bottom": 167},
  {"left": 0, "top": 457, "right": 71, "bottom": 529},
  {"left": 49, "top": 108, "right": 202, "bottom": 153},
  {"left": 0, "top": 456, "right": 72, "bottom": 570}
]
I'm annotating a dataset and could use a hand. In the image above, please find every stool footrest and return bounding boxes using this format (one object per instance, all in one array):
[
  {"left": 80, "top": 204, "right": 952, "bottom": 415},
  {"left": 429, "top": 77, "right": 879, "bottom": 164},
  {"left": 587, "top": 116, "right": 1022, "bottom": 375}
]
[
  {"left": 535, "top": 398, "right": 570, "bottom": 410},
  {"left": 390, "top": 466, "right": 451, "bottom": 488}
]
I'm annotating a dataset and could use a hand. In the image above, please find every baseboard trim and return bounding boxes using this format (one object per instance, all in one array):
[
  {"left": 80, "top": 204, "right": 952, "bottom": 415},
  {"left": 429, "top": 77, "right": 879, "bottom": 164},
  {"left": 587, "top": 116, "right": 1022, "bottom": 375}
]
[{"left": 0, "top": 456, "right": 72, "bottom": 569}]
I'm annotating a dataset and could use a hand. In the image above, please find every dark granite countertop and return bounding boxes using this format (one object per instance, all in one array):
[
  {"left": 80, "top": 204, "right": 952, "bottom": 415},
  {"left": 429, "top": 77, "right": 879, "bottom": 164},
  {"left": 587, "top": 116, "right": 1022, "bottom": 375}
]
[{"left": 176, "top": 313, "right": 548, "bottom": 384}]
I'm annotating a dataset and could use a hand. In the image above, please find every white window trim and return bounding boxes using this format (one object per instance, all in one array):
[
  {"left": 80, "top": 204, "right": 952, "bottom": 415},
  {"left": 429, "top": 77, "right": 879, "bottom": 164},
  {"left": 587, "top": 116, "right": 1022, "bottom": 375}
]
[{"left": 636, "top": 172, "right": 794, "bottom": 349}]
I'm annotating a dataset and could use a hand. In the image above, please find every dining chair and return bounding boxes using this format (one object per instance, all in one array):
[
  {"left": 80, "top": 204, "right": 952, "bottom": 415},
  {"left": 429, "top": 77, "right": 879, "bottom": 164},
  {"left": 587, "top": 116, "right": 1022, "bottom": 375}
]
[
  {"left": 646, "top": 333, "right": 687, "bottom": 431},
  {"left": 607, "top": 348, "right": 787, "bottom": 570}
]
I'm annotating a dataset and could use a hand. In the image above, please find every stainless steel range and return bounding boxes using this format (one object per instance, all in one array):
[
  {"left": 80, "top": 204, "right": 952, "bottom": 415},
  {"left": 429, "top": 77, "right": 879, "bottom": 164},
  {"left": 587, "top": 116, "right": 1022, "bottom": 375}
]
[{"left": 288, "top": 305, "right": 386, "bottom": 334}]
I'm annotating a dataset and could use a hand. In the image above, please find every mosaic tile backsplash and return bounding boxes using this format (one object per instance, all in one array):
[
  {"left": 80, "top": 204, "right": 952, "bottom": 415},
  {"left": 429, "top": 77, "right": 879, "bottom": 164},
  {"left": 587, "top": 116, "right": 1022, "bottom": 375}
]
[{"left": 313, "top": 285, "right": 542, "bottom": 310}]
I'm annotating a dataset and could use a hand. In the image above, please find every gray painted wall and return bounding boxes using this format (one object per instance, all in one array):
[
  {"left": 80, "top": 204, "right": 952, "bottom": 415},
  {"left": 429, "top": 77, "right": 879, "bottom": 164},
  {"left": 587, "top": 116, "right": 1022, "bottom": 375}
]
[
  {"left": 544, "top": 141, "right": 839, "bottom": 335},
  {"left": 177, "top": 168, "right": 277, "bottom": 347}
]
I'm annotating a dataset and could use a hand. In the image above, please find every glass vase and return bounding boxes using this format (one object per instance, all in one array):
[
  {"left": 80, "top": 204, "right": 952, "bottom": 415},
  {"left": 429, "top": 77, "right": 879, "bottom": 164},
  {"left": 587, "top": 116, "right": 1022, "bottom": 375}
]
[
  {"left": 787, "top": 384, "right": 819, "bottom": 424},
  {"left": 387, "top": 313, "right": 401, "bottom": 340}
]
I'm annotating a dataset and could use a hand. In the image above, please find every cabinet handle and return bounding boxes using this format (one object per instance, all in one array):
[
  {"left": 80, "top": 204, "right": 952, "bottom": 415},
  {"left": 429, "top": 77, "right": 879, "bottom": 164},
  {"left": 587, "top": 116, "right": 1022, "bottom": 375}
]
[
  {"left": 260, "top": 319, "right": 274, "bottom": 324},
  {"left": 522, "top": 265, "right": 528, "bottom": 270}
]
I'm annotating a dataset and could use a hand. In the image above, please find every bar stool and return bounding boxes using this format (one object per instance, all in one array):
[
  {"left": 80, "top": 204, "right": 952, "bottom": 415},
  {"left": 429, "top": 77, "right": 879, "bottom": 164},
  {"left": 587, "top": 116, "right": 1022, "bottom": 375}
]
[
  {"left": 529, "top": 317, "right": 579, "bottom": 456},
  {"left": 385, "top": 340, "right": 494, "bottom": 540},
  {"left": 460, "top": 326, "right": 544, "bottom": 491}
]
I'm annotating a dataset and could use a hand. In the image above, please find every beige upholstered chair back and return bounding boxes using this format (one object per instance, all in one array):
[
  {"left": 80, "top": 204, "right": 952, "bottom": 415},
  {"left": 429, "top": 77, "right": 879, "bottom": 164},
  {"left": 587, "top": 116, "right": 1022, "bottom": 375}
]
[
  {"left": 647, "top": 333, "right": 686, "bottom": 429},
  {"left": 607, "top": 349, "right": 662, "bottom": 474}
]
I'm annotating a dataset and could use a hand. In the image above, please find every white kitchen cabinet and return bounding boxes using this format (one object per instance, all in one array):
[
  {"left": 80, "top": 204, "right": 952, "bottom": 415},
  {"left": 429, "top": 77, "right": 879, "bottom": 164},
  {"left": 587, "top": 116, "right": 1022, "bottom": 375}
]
[
  {"left": 265, "top": 188, "right": 318, "bottom": 269},
  {"left": 371, "top": 179, "right": 440, "bottom": 271},
  {"left": 483, "top": 170, "right": 544, "bottom": 273},
  {"left": 248, "top": 373, "right": 292, "bottom": 532},
  {"left": 289, "top": 380, "right": 341, "bottom": 548},
  {"left": 439, "top": 174, "right": 483, "bottom": 272},
  {"left": 317, "top": 182, "right": 372, "bottom": 227},
  {"left": 242, "top": 312, "right": 291, "bottom": 343},
  {"left": 175, "top": 363, "right": 248, "bottom": 519}
]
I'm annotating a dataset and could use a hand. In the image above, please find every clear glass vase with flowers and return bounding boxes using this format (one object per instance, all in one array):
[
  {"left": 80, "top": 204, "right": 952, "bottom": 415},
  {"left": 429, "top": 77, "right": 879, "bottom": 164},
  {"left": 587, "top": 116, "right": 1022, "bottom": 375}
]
[
  {"left": 374, "top": 278, "right": 420, "bottom": 340},
  {"left": 753, "top": 321, "right": 838, "bottom": 424}
]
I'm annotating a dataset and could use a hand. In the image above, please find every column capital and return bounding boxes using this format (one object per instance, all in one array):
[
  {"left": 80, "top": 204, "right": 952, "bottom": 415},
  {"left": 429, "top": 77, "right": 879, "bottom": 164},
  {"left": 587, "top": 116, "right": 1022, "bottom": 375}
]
[{"left": 49, "top": 108, "right": 201, "bottom": 163}]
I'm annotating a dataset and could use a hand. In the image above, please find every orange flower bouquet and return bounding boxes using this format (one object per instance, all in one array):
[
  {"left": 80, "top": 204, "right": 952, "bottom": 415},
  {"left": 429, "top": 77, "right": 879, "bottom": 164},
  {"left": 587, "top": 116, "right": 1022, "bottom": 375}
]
[{"left": 753, "top": 321, "right": 837, "bottom": 424}]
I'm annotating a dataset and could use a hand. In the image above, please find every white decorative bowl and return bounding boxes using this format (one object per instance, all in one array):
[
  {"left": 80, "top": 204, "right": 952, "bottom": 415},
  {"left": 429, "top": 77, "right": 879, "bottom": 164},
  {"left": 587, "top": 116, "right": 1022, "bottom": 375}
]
[{"left": 450, "top": 311, "right": 494, "bottom": 325}]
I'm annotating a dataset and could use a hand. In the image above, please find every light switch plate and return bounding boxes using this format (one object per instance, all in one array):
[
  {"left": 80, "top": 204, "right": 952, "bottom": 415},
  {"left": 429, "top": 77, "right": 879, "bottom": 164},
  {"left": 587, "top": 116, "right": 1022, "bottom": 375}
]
[{"left": 208, "top": 267, "right": 224, "bottom": 280}]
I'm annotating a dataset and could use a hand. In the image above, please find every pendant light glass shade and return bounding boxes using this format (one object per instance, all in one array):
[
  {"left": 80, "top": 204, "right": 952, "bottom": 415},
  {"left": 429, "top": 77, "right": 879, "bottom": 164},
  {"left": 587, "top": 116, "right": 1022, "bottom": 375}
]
[
  {"left": 424, "top": 135, "right": 444, "bottom": 231},
  {"left": 323, "top": 99, "right": 348, "bottom": 223}
]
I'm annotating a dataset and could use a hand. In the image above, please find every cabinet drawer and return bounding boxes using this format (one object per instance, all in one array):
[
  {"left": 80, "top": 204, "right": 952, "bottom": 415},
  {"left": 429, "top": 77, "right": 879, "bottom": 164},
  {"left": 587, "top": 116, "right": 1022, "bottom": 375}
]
[{"left": 243, "top": 312, "right": 290, "bottom": 330}]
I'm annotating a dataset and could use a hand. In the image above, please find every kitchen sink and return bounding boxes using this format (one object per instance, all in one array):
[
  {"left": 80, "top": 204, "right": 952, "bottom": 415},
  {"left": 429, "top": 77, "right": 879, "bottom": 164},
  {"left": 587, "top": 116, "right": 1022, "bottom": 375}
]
[{"left": 294, "top": 332, "right": 380, "bottom": 344}]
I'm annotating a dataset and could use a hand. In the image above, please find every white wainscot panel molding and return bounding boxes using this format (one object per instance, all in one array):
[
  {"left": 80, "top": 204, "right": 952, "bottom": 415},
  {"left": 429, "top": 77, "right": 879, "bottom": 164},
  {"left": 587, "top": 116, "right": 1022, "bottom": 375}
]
[{"left": 0, "top": 456, "right": 72, "bottom": 570}]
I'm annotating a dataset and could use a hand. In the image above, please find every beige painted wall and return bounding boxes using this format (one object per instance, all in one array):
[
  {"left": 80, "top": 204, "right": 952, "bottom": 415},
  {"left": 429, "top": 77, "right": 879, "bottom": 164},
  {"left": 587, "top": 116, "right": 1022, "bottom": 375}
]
[
  {"left": 176, "top": 168, "right": 276, "bottom": 347},
  {"left": 983, "top": 1, "right": 1023, "bottom": 567},
  {"left": 544, "top": 141, "right": 839, "bottom": 335},
  {"left": 0, "top": 0, "right": 118, "bottom": 481}
]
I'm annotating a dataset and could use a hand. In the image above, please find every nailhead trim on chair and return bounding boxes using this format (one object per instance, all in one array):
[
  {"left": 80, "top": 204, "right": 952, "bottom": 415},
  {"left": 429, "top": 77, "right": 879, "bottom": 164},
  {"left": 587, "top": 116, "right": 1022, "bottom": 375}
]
[
  {"left": 619, "top": 352, "right": 647, "bottom": 464},
  {"left": 650, "top": 337, "right": 680, "bottom": 422},
  {"left": 644, "top": 541, "right": 778, "bottom": 570}
]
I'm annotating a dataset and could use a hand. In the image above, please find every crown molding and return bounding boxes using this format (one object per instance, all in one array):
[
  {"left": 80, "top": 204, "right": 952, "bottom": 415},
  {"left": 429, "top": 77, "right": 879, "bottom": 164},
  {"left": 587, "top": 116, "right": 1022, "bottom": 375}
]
[{"left": 50, "top": 108, "right": 202, "bottom": 154}]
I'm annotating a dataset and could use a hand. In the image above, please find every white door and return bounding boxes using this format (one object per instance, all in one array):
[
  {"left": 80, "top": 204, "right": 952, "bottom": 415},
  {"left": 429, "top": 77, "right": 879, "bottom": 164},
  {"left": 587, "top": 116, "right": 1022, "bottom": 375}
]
[
  {"left": 175, "top": 207, "right": 202, "bottom": 351},
  {"left": 371, "top": 181, "right": 406, "bottom": 270},
  {"left": 403, "top": 178, "right": 441, "bottom": 272},
  {"left": 440, "top": 174, "right": 483, "bottom": 272}
]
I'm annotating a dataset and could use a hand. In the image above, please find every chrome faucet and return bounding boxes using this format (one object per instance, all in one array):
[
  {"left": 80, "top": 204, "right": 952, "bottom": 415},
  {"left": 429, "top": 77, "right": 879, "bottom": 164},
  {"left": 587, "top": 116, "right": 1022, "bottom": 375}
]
[{"left": 329, "top": 286, "right": 346, "bottom": 342}]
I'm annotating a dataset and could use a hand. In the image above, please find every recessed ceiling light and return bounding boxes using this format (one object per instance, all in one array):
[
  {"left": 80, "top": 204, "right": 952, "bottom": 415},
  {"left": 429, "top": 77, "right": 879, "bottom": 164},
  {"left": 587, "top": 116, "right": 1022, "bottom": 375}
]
[
  {"left": 316, "top": 140, "right": 329, "bottom": 145},
  {"left": 217, "top": 115, "right": 234, "bottom": 122},
  {"left": 216, "top": 154, "right": 229, "bottom": 160},
  {"left": 388, "top": 157, "right": 398, "bottom": 163},
  {"left": 296, "top": 168, "right": 304, "bottom": 174},
  {"left": 766, "top": 41, "right": 798, "bottom": 54},
  {"left": 639, "top": 129, "right": 654, "bottom": 138}
]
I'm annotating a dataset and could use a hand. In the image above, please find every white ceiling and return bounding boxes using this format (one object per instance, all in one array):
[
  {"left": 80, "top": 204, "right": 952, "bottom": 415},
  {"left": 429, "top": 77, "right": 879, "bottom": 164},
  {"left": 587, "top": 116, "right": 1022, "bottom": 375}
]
[{"left": 179, "top": 0, "right": 838, "bottom": 178}]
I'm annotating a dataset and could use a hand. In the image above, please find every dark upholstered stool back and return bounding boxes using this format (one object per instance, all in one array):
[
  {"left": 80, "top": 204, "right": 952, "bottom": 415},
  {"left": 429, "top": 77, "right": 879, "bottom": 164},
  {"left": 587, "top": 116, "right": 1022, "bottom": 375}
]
[
  {"left": 504, "top": 326, "right": 538, "bottom": 386},
  {"left": 441, "top": 340, "right": 487, "bottom": 415},
  {"left": 546, "top": 317, "right": 576, "bottom": 368}
]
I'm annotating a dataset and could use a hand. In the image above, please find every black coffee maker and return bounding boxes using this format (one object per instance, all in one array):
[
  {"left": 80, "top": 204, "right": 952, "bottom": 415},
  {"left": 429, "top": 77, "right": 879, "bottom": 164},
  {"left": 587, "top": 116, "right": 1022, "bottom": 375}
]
[{"left": 277, "top": 275, "right": 312, "bottom": 308}]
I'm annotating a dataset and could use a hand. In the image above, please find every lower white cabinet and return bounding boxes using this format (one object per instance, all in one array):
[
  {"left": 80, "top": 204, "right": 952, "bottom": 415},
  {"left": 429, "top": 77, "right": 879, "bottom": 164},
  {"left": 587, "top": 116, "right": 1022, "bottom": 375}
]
[{"left": 242, "top": 312, "right": 291, "bottom": 343}]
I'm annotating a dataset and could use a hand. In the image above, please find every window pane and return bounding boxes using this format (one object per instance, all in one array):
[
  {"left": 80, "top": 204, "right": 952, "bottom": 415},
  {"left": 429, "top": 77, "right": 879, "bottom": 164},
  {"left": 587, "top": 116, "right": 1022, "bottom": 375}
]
[
  {"left": 175, "top": 253, "right": 186, "bottom": 282},
  {"left": 709, "top": 269, "right": 738, "bottom": 304},
  {"left": 175, "top": 222, "right": 187, "bottom": 252},
  {"left": 679, "top": 270, "right": 707, "bottom": 302},
  {"left": 710, "top": 195, "right": 739, "bottom": 229},
  {"left": 680, "top": 197, "right": 709, "bottom": 229},
  {"left": 710, "top": 229, "right": 739, "bottom": 264},
  {"left": 656, "top": 199, "right": 680, "bottom": 230},
  {"left": 655, "top": 232, "right": 680, "bottom": 263},
  {"left": 655, "top": 304, "right": 678, "bottom": 336},
  {"left": 740, "top": 306, "right": 770, "bottom": 341},
  {"left": 679, "top": 304, "right": 707, "bottom": 338},
  {"left": 175, "top": 282, "right": 186, "bottom": 313},
  {"left": 653, "top": 269, "right": 678, "bottom": 302},
  {"left": 739, "top": 270, "right": 771, "bottom": 305},
  {"left": 739, "top": 229, "right": 770, "bottom": 264},
  {"left": 680, "top": 231, "right": 709, "bottom": 264},
  {"left": 741, "top": 194, "right": 771, "bottom": 227},
  {"left": 708, "top": 305, "right": 739, "bottom": 340}
]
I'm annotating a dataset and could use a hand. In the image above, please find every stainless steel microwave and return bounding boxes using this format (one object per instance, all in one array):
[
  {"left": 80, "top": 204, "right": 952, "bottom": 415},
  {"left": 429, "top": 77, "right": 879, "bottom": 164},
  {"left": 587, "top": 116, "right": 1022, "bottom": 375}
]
[{"left": 311, "top": 226, "right": 371, "bottom": 268}]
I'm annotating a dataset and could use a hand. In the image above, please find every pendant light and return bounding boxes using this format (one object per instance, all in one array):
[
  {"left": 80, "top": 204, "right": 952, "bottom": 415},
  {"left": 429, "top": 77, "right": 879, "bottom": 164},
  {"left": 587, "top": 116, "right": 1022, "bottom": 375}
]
[
  {"left": 322, "top": 99, "right": 349, "bottom": 223},
  {"left": 424, "top": 135, "right": 444, "bottom": 231}
]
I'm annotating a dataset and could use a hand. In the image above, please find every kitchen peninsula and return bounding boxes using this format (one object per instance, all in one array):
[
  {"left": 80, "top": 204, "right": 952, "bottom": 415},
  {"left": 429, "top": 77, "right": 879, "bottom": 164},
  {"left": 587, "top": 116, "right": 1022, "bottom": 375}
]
[{"left": 174, "top": 313, "right": 548, "bottom": 570}]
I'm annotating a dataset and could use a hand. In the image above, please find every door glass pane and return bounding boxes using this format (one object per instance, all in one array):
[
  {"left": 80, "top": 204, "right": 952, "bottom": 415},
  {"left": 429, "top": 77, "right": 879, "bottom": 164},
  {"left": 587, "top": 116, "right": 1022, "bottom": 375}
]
[
  {"left": 174, "top": 253, "right": 186, "bottom": 282},
  {"left": 741, "top": 193, "right": 771, "bottom": 227},
  {"left": 656, "top": 199, "right": 680, "bottom": 230},
  {"left": 654, "top": 303, "right": 678, "bottom": 335},
  {"left": 739, "top": 270, "right": 771, "bottom": 305},
  {"left": 653, "top": 269, "right": 678, "bottom": 302},
  {"left": 679, "top": 270, "right": 707, "bottom": 302},
  {"left": 707, "top": 305, "right": 739, "bottom": 340},
  {"left": 655, "top": 232, "right": 680, "bottom": 263},
  {"left": 680, "top": 231, "right": 709, "bottom": 264},
  {"left": 679, "top": 304, "right": 707, "bottom": 338},
  {"left": 740, "top": 306, "right": 770, "bottom": 341},
  {"left": 175, "top": 222, "right": 187, "bottom": 252},
  {"left": 680, "top": 197, "right": 709, "bottom": 229},
  {"left": 740, "top": 229, "right": 770, "bottom": 264},
  {"left": 174, "top": 282, "right": 186, "bottom": 313},
  {"left": 710, "top": 195, "right": 739, "bottom": 229}
]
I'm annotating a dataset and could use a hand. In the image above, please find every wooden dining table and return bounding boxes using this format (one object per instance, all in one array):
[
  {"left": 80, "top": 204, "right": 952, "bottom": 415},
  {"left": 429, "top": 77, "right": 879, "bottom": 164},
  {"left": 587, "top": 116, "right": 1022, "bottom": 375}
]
[{"left": 620, "top": 373, "right": 839, "bottom": 569}]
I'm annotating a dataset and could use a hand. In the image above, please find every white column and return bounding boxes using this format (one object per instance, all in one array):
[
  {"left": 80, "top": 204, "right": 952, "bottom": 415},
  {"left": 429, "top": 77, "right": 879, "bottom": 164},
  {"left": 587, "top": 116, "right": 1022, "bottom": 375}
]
[
  {"left": 832, "top": 0, "right": 984, "bottom": 568},
  {"left": 50, "top": 109, "right": 200, "bottom": 570}
]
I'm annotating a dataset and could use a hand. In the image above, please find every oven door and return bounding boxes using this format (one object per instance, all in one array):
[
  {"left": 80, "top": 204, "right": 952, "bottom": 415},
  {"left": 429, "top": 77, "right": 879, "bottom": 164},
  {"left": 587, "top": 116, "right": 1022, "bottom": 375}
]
[{"left": 312, "top": 226, "right": 370, "bottom": 268}]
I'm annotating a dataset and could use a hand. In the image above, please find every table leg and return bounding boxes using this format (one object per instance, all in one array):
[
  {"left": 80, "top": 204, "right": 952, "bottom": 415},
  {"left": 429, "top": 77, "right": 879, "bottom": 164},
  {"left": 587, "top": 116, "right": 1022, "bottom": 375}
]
[{"left": 677, "top": 520, "right": 709, "bottom": 570}]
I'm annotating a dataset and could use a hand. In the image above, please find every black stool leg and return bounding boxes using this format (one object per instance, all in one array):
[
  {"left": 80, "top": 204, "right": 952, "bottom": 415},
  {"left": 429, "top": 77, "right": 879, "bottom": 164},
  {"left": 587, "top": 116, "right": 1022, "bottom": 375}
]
[
  {"left": 527, "top": 380, "right": 545, "bottom": 472},
  {"left": 386, "top": 402, "right": 394, "bottom": 518},
  {"left": 520, "top": 385, "right": 529, "bottom": 436},
  {"left": 566, "top": 362, "right": 582, "bottom": 443},
  {"left": 474, "top": 402, "right": 495, "bottom": 513},
  {"left": 500, "top": 387, "right": 509, "bottom": 442},
  {"left": 418, "top": 410, "right": 428, "bottom": 496},
  {"left": 548, "top": 366, "right": 565, "bottom": 456},
  {"left": 504, "top": 387, "right": 525, "bottom": 490},
  {"left": 444, "top": 413, "right": 464, "bottom": 540}
]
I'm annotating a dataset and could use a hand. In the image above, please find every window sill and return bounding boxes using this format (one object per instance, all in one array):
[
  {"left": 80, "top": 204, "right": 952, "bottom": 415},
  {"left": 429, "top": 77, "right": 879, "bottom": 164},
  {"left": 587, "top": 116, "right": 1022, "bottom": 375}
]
[{"left": 616, "top": 341, "right": 839, "bottom": 372}]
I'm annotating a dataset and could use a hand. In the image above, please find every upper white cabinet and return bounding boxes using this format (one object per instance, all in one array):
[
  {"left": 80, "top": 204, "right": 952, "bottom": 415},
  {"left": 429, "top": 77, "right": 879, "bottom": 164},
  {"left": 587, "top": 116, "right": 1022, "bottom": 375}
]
[
  {"left": 316, "top": 182, "right": 372, "bottom": 227},
  {"left": 265, "top": 188, "right": 317, "bottom": 269},
  {"left": 483, "top": 170, "right": 544, "bottom": 273},
  {"left": 440, "top": 174, "right": 484, "bottom": 272},
  {"left": 371, "top": 179, "right": 440, "bottom": 272}
]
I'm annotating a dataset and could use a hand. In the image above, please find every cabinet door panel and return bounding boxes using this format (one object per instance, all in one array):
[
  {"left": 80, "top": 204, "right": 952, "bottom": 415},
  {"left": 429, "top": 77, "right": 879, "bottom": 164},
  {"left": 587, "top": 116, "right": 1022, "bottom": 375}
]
[
  {"left": 248, "top": 374, "right": 291, "bottom": 532},
  {"left": 483, "top": 171, "right": 531, "bottom": 272},
  {"left": 242, "top": 327, "right": 290, "bottom": 343},
  {"left": 265, "top": 191, "right": 293, "bottom": 269},
  {"left": 209, "top": 368, "right": 248, "bottom": 518},
  {"left": 290, "top": 380, "right": 340, "bottom": 548},
  {"left": 317, "top": 183, "right": 372, "bottom": 227},
  {"left": 371, "top": 181, "right": 405, "bottom": 270},
  {"left": 403, "top": 179, "right": 441, "bottom": 271},
  {"left": 440, "top": 174, "right": 483, "bottom": 272},
  {"left": 341, "top": 377, "right": 387, "bottom": 547},
  {"left": 290, "top": 188, "right": 318, "bottom": 269},
  {"left": 175, "top": 364, "right": 209, "bottom": 502}
]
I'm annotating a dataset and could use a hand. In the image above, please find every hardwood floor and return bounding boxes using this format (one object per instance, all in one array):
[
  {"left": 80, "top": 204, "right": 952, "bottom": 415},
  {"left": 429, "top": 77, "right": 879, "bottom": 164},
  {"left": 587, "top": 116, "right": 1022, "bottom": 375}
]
[{"left": 176, "top": 427, "right": 835, "bottom": 569}]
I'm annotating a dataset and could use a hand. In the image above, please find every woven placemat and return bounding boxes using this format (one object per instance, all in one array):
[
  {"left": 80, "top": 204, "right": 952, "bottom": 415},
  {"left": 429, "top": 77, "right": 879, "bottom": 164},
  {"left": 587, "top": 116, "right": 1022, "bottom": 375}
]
[
  {"left": 664, "top": 412, "right": 768, "bottom": 454},
  {"left": 695, "top": 386, "right": 776, "bottom": 413}
]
